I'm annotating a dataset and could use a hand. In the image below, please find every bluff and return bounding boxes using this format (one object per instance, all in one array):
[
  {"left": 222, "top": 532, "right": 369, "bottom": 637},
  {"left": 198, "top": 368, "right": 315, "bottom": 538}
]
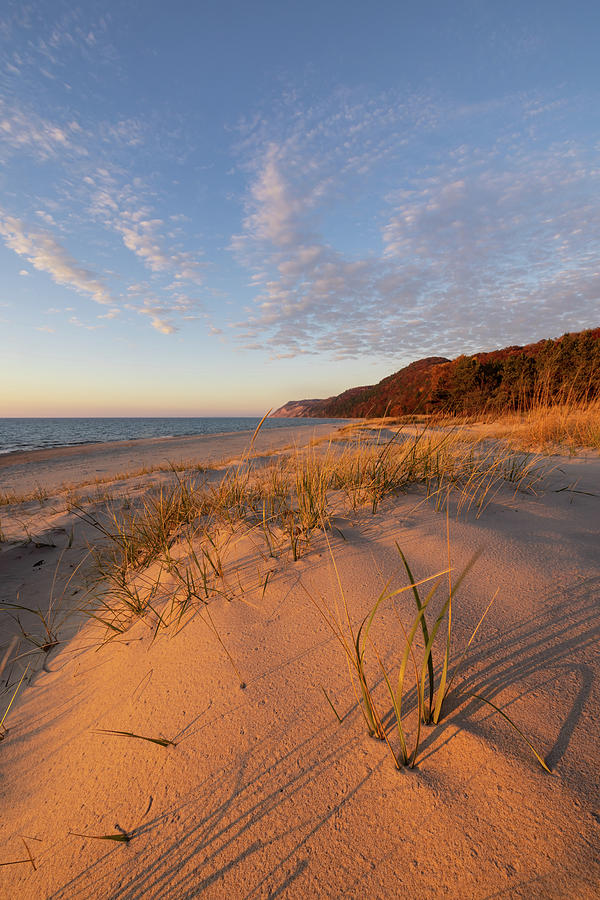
[{"left": 271, "top": 328, "right": 600, "bottom": 418}]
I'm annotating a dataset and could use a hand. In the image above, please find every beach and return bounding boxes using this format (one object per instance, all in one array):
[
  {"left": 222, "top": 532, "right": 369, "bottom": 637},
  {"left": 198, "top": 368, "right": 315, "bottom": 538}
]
[
  {"left": 0, "top": 423, "right": 599, "bottom": 898},
  {"left": 0, "top": 422, "right": 342, "bottom": 496}
]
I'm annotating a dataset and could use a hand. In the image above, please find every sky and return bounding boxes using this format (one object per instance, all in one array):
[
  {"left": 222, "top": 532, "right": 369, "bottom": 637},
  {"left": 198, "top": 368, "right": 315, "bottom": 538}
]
[{"left": 0, "top": 0, "right": 599, "bottom": 416}]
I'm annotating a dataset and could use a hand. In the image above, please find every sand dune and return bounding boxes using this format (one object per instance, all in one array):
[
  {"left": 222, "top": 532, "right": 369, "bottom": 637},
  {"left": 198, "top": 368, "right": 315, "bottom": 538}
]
[{"left": 0, "top": 426, "right": 598, "bottom": 898}]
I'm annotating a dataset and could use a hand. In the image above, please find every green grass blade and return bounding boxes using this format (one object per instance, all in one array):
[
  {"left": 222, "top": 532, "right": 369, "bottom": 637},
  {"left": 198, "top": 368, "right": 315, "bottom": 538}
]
[
  {"left": 471, "top": 693, "right": 552, "bottom": 773},
  {"left": 69, "top": 830, "right": 132, "bottom": 843},
  {"left": 0, "top": 664, "right": 29, "bottom": 732},
  {"left": 372, "top": 643, "right": 408, "bottom": 764},
  {"left": 85, "top": 612, "right": 125, "bottom": 633},
  {"left": 396, "top": 579, "right": 442, "bottom": 723},
  {"left": 431, "top": 549, "right": 483, "bottom": 724},
  {"left": 420, "top": 591, "right": 453, "bottom": 723},
  {"left": 396, "top": 543, "right": 435, "bottom": 717},
  {"left": 94, "top": 729, "right": 176, "bottom": 747},
  {"left": 321, "top": 687, "right": 344, "bottom": 723}
]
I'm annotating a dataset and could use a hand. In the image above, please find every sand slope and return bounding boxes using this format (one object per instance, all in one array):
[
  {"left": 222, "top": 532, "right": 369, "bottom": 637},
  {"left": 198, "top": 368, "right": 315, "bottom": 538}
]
[{"left": 0, "top": 443, "right": 599, "bottom": 899}]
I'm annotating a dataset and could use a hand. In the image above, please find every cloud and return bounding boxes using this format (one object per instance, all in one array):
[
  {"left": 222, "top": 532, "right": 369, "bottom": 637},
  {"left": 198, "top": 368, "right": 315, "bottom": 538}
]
[
  {"left": 230, "top": 90, "right": 600, "bottom": 361},
  {"left": 69, "top": 315, "right": 100, "bottom": 330},
  {"left": 88, "top": 174, "right": 204, "bottom": 285},
  {"left": 238, "top": 143, "right": 318, "bottom": 249},
  {"left": 0, "top": 212, "right": 114, "bottom": 306},
  {"left": 150, "top": 316, "right": 175, "bottom": 334},
  {"left": 0, "top": 98, "right": 79, "bottom": 162},
  {"left": 0, "top": 7, "right": 204, "bottom": 339},
  {"left": 116, "top": 217, "right": 173, "bottom": 273},
  {"left": 0, "top": 5, "right": 116, "bottom": 85},
  {"left": 138, "top": 306, "right": 177, "bottom": 334},
  {"left": 35, "top": 209, "right": 57, "bottom": 227}
]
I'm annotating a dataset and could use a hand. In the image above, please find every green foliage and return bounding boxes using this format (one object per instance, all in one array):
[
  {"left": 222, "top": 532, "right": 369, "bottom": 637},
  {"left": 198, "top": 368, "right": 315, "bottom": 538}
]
[
  {"left": 318, "top": 328, "right": 600, "bottom": 419},
  {"left": 428, "top": 329, "right": 600, "bottom": 414}
]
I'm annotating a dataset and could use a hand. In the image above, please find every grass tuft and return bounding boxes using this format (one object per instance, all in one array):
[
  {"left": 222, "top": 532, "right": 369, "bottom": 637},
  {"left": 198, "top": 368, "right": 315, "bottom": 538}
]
[{"left": 316, "top": 541, "right": 551, "bottom": 773}]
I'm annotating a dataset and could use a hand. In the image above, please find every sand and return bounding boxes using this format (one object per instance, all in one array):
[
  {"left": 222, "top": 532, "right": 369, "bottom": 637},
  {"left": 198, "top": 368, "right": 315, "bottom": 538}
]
[
  {"left": 0, "top": 423, "right": 341, "bottom": 496},
  {"left": 0, "top": 426, "right": 599, "bottom": 899}
]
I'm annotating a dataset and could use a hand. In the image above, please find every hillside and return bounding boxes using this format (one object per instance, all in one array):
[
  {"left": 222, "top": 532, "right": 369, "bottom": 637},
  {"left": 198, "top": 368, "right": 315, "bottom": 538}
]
[
  {"left": 271, "top": 328, "right": 600, "bottom": 418},
  {"left": 272, "top": 384, "right": 375, "bottom": 418},
  {"left": 270, "top": 398, "right": 332, "bottom": 418}
]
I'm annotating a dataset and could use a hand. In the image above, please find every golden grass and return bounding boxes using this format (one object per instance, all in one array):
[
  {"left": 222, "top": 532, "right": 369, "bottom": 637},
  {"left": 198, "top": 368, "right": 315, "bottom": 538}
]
[
  {"left": 0, "top": 417, "right": 558, "bottom": 882},
  {"left": 0, "top": 413, "right": 567, "bottom": 887},
  {"left": 483, "top": 399, "right": 600, "bottom": 452},
  {"left": 73, "top": 421, "right": 547, "bottom": 650}
]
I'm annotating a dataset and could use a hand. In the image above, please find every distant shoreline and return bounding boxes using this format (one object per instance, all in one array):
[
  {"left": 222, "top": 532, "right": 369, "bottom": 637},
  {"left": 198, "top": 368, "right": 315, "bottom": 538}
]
[
  {"left": 0, "top": 421, "right": 345, "bottom": 495},
  {"left": 0, "top": 415, "right": 345, "bottom": 456}
]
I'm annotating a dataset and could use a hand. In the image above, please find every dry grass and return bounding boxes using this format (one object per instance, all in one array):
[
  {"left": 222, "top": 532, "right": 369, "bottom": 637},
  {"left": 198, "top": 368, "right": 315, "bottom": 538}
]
[
  {"left": 484, "top": 399, "right": 600, "bottom": 453},
  {"left": 0, "top": 418, "right": 559, "bottom": 879},
  {"left": 73, "top": 422, "right": 547, "bottom": 649}
]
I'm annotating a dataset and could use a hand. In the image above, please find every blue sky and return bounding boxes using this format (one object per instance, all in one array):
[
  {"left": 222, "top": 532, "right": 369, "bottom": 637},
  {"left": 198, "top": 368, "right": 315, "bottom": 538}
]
[{"left": 0, "top": 0, "right": 598, "bottom": 415}]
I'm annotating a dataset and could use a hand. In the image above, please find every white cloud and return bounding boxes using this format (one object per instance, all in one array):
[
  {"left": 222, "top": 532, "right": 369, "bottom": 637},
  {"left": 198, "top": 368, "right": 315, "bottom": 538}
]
[
  {"left": 0, "top": 212, "right": 114, "bottom": 306},
  {"left": 35, "top": 209, "right": 57, "bottom": 227},
  {"left": 69, "top": 315, "right": 100, "bottom": 330},
  {"left": 88, "top": 175, "right": 204, "bottom": 285},
  {"left": 0, "top": 98, "right": 77, "bottom": 162},
  {"left": 138, "top": 307, "right": 177, "bottom": 334},
  {"left": 230, "top": 92, "right": 600, "bottom": 360},
  {"left": 150, "top": 317, "right": 175, "bottom": 334}
]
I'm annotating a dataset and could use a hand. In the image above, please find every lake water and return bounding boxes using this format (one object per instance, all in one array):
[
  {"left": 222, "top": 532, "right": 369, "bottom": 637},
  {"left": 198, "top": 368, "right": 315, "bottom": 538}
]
[{"left": 0, "top": 417, "right": 338, "bottom": 455}]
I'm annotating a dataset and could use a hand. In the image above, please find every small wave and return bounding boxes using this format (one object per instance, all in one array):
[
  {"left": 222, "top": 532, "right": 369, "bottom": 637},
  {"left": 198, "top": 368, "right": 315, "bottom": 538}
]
[{"left": 0, "top": 417, "right": 346, "bottom": 455}]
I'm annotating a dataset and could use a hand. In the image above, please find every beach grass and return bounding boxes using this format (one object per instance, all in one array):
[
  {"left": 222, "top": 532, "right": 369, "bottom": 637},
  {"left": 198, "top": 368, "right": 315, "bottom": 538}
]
[
  {"left": 484, "top": 398, "right": 600, "bottom": 453},
  {"left": 72, "top": 420, "right": 551, "bottom": 644},
  {"left": 313, "top": 538, "right": 551, "bottom": 772}
]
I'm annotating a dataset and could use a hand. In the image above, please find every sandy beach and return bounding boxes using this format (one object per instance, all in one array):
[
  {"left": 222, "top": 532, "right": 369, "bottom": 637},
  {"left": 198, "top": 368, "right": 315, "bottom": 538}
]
[
  {"left": 0, "top": 423, "right": 599, "bottom": 898},
  {"left": 0, "top": 423, "right": 342, "bottom": 497}
]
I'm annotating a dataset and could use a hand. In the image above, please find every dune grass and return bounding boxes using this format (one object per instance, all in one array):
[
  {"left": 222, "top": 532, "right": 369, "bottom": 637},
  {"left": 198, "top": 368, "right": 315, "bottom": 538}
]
[
  {"left": 0, "top": 664, "right": 29, "bottom": 741},
  {"left": 74, "top": 419, "right": 548, "bottom": 647},
  {"left": 69, "top": 829, "right": 133, "bottom": 844},
  {"left": 485, "top": 398, "right": 600, "bottom": 453},
  {"left": 0, "top": 415, "right": 560, "bottom": 889},
  {"left": 94, "top": 729, "right": 176, "bottom": 747},
  {"left": 2, "top": 417, "right": 553, "bottom": 765},
  {"left": 0, "top": 550, "right": 92, "bottom": 664},
  {"left": 313, "top": 537, "right": 551, "bottom": 773}
]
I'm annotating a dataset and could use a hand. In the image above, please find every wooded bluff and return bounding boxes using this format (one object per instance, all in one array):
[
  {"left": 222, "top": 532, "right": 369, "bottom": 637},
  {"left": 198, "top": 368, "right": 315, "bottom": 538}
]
[{"left": 272, "top": 328, "right": 600, "bottom": 418}]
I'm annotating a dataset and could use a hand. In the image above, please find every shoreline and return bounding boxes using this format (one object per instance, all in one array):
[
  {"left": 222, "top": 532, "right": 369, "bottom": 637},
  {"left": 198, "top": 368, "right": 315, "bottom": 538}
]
[
  {"left": 0, "top": 416, "right": 344, "bottom": 459},
  {"left": 0, "top": 421, "right": 345, "bottom": 495}
]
